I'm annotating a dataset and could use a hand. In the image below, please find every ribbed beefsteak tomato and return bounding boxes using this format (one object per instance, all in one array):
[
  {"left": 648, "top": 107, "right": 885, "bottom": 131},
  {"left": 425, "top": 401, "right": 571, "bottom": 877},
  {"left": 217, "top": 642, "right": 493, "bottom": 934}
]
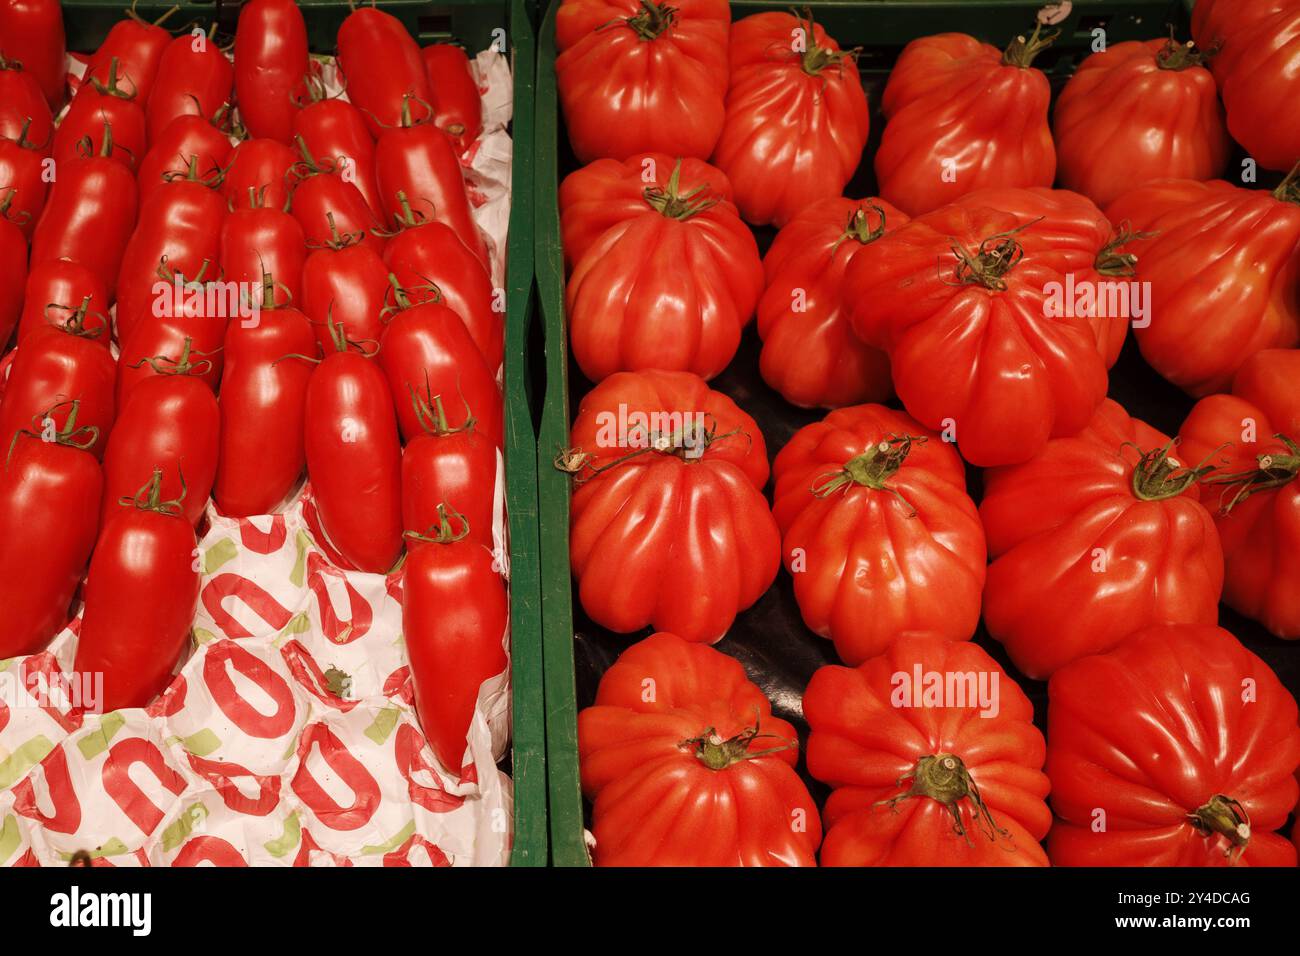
[
  {"left": 578, "top": 632, "right": 821, "bottom": 866},
  {"left": 981, "top": 399, "right": 1224, "bottom": 679},
  {"left": 1105, "top": 176, "right": 1300, "bottom": 396},
  {"left": 711, "top": 11, "right": 867, "bottom": 228},
  {"left": 757, "top": 197, "right": 905, "bottom": 408},
  {"left": 772, "top": 405, "right": 985, "bottom": 666},
  {"left": 844, "top": 188, "right": 1112, "bottom": 466},
  {"left": 875, "top": 27, "right": 1056, "bottom": 216},
  {"left": 804, "top": 636, "right": 1051, "bottom": 866},
  {"left": 564, "top": 370, "right": 779, "bottom": 643},
  {"left": 555, "top": 0, "right": 730, "bottom": 163},
  {"left": 1047, "top": 624, "right": 1300, "bottom": 866},
  {"left": 1053, "top": 38, "right": 1229, "bottom": 208},
  {"left": 1178, "top": 349, "right": 1300, "bottom": 638},
  {"left": 565, "top": 160, "right": 762, "bottom": 382},
  {"left": 1192, "top": 0, "right": 1300, "bottom": 172}
]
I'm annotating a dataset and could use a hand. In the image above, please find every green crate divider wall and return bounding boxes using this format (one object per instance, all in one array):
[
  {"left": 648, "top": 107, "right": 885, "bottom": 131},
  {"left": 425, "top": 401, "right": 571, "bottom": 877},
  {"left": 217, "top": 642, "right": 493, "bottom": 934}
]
[
  {"left": 59, "top": 0, "right": 547, "bottom": 867},
  {"left": 534, "top": 0, "right": 1192, "bottom": 867}
]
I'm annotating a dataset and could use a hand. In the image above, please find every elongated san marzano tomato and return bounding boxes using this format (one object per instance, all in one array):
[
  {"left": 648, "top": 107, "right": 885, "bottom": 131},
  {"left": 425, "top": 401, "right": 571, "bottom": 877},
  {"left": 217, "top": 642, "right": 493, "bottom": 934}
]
[
  {"left": 374, "top": 97, "right": 488, "bottom": 267},
  {"left": 51, "top": 57, "right": 146, "bottom": 172},
  {"left": 233, "top": 0, "right": 308, "bottom": 143},
  {"left": 1052, "top": 38, "right": 1229, "bottom": 208},
  {"left": 1178, "top": 349, "right": 1300, "bottom": 638},
  {"left": 772, "top": 405, "right": 985, "bottom": 665},
  {"left": 0, "top": 404, "right": 102, "bottom": 658},
  {"left": 223, "top": 137, "right": 298, "bottom": 212},
  {"left": 378, "top": 279, "right": 502, "bottom": 448},
  {"left": 303, "top": 326, "right": 403, "bottom": 572},
  {"left": 82, "top": 4, "right": 176, "bottom": 106},
  {"left": 291, "top": 90, "right": 384, "bottom": 224},
  {"left": 555, "top": 0, "right": 730, "bottom": 163},
  {"left": 17, "top": 260, "right": 110, "bottom": 345},
  {"left": 565, "top": 369, "right": 780, "bottom": 643},
  {"left": 875, "top": 27, "right": 1056, "bottom": 216},
  {"left": 145, "top": 29, "right": 234, "bottom": 143},
  {"left": 290, "top": 137, "right": 387, "bottom": 257},
  {"left": 1047, "top": 624, "right": 1300, "bottom": 866},
  {"left": 219, "top": 191, "right": 307, "bottom": 305},
  {"left": 30, "top": 127, "right": 139, "bottom": 302},
  {"left": 981, "top": 399, "right": 1224, "bottom": 679},
  {"left": 757, "top": 197, "right": 905, "bottom": 409},
  {"left": 136, "top": 114, "right": 235, "bottom": 207},
  {"left": 420, "top": 44, "right": 482, "bottom": 153},
  {"left": 578, "top": 632, "right": 820, "bottom": 866},
  {"left": 100, "top": 372, "right": 219, "bottom": 529},
  {"left": 712, "top": 11, "right": 868, "bottom": 227},
  {"left": 0, "top": 322, "right": 117, "bottom": 459},
  {"left": 402, "top": 394, "right": 499, "bottom": 551},
  {"left": 215, "top": 276, "right": 317, "bottom": 516},
  {"left": 301, "top": 221, "right": 391, "bottom": 352},
  {"left": 0, "top": 55, "right": 53, "bottom": 145},
  {"left": 403, "top": 505, "right": 507, "bottom": 772},
  {"left": 336, "top": 5, "right": 431, "bottom": 137},
  {"left": 0, "top": 0, "right": 65, "bottom": 109},
  {"left": 805, "top": 636, "right": 1051, "bottom": 866},
  {"left": 75, "top": 469, "right": 200, "bottom": 713}
]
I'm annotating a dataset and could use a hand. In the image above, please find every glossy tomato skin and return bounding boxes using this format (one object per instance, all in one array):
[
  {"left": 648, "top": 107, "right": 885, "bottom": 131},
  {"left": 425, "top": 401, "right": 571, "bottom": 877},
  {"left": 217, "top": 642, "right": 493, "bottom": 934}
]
[
  {"left": 757, "top": 197, "right": 904, "bottom": 408},
  {"left": 420, "top": 45, "right": 482, "bottom": 152},
  {"left": 100, "top": 374, "right": 219, "bottom": 529},
  {"left": 0, "top": 55, "right": 54, "bottom": 143},
  {"left": 50, "top": 65, "right": 147, "bottom": 172},
  {"left": 218, "top": 204, "right": 307, "bottom": 305},
  {"left": 82, "top": 12, "right": 172, "bottom": 106},
  {"left": 981, "top": 399, "right": 1224, "bottom": 679},
  {"left": 876, "top": 32, "right": 1055, "bottom": 216},
  {"left": 300, "top": 239, "right": 390, "bottom": 351},
  {"left": 0, "top": 210, "right": 26, "bottom": 344},
  {"left": 136, "top": 114, "right": 234, "bottom": 207},
  {"left": 17, "top": 259, "right": 110, "bottom": 344},
  {"left": 0, "top": 326, "right": 116, "bottom": 458},
  {"left": 1047, "top": 624, "right": 1300, "bottom": 866},
  {"left": 402, "top": 527, "right": 508, "bottom": 772},
  {"left": 568, "top": 370, "right": 779, "bottom": 642},
  {"left": 30, "top": 146, "right": 139, "bottom": 302},
  {"left": 116, "top": 305, "right": 225, "bottom": 409},
  {"left": 402, "top": 425, "right": 498, "bottom": 551},
  {"left": 291, "top": 170, "right": 386, "bottom": 258},
  {"left": 1053, "top": 39, "right": 1229, "bottom": 208},
  {"left": 579, "top": 632, "right": 820, "bottom": 866},
  {"left": 379, "top": 298, "right": 502, "bottom": 448},
  {"left": 0, "top": 131, "right": 49, "bottom": 240},
  {"left": 1106, "top": 179, "right": 1300, "bottom": 396},
  {"left": 1178, "top": 349, "right": 1300, "bottom": 638},
  {"left": 145, "top": 32, "right": 235, "bottom": 143},
  {"left": 0, "top": 429, "right": 101, "bottom": 658},
  {"left": 382, "top": 222, "right": 502, "bottom": 371},
  {"left": 1192, "top": 0, "right": 1300, "bottom": 172},
  {"left": 292, "top": 98, "right": 384, "bottom": 223},
  {"left": 566, "top": 170, "right": 763, "bottom": 382},
  {"left": 304, "top": 350, "right": 403, "bottom": 572},
  {"left": 713, "top": 12, "right": 868, "bottom": 227},
  {"left": 558, "top": 152, "right": 734, "bottom": 271},
  {"left": 846, "top": 190, "right": 1111, "bottom": 466},
  {"left": 556, "top": 0, "right": 730, "bottom": 163},
  {"left": 0, "top": 0, "right": 65, "bottom": 109},
  {"left": 374, "top": 115, "right": 487, "bottom": 267},
  {"left": 214, "top": 306, "right": 316, "bottom": 516},
  {"left": 233, "top": 0, "right": 307, "bottom": 143},
  {"left": 336, "top": 7, "right": 431, "bottom": 137},
  {"left": 805, "top": 636, "right": 1050, "bottom": 866},
  {"left": 772, "top": 405, "right": 985, "bottom": 665},
  {"left": 75, "top": 497, "right": 200, "bottom": 713},
  {"left": 115, "top": 179, "right": 226, "bottom": 345},
  {"left": 223, "top": 138, "right": 297, "bottom": 211}
]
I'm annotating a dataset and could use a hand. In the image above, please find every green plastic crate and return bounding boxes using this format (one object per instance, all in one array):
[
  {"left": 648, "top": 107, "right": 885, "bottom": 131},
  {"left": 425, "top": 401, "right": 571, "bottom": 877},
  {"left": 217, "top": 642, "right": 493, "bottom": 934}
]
[
  {"left": 60, "top": 0, "right": 547, "bottom": 868},
  {"left": 534, "top": 0, "right": 1191, "bottom": 867}
]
